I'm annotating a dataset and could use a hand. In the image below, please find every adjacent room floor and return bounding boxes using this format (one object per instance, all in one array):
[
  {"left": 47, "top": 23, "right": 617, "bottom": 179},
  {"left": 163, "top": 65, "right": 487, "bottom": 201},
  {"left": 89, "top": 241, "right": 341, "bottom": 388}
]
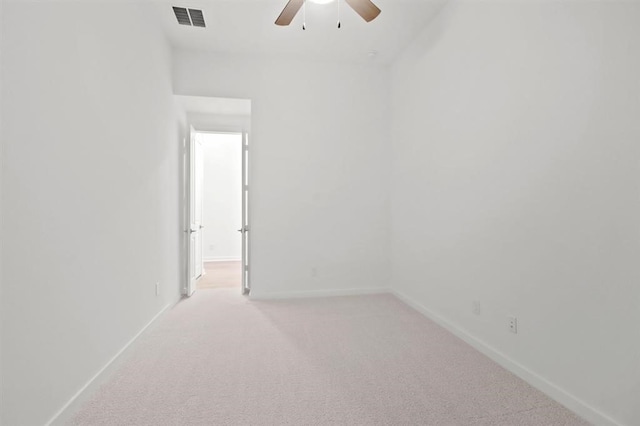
[
  {"left": 72, "top": 289, "right": 588, "bottom": 425},
  {"left": 197, "top": 261, "right": 242, "bottom": 290}
]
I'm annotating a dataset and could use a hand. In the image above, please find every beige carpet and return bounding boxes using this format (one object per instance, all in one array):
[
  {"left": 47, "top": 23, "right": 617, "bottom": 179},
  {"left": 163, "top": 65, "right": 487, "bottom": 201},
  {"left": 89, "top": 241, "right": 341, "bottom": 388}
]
[
  {"left": 72, "top": 290, "right": 588, "bottom": 425},
  {"left": 197, "top": 261, "right": 242, "bottom": 289}
]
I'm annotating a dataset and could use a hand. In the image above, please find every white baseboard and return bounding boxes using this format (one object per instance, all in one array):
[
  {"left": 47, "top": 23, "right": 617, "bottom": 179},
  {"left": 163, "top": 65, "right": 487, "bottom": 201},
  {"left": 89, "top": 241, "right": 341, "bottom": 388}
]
[
  {"left": 203, "top": 257, "right": 241, "bottom": 262},
  {"left": 250, "top": 287, "right": 392, "bottom": 300},
  {"left": 392, "top": 290, "right": 622, "bottom": 426},
  {"left": 45, "top": 301, "right": 177, "bottom": 426}
]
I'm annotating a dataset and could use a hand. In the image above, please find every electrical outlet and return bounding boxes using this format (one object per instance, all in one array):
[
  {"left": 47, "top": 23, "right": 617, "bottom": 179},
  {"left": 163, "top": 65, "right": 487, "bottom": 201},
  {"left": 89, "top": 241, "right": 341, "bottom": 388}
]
[
  {"left": 472, "top": 301, "right": 481, "bottom": 315},
  {"left": 155, "top": 282, "right": 160, "bottom": 296},
  {"left": 311, "top": 267, "right": 318, "bottom": 277},
  {"left": 508, "top": 316, "right": 518, "bottom": 334}
]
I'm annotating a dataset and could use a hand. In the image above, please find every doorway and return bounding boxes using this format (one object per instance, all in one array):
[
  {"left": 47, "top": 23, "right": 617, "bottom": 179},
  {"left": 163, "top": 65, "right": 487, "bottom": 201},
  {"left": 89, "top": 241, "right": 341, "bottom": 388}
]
[
  {"left": 186, "top": 130, "right": 250, "bottom": 296},
  {"left": 177, "top": 95, "right": 252, "bottom": 298},
  {"left": 199, "top": 132, "right": 243, "bottom": 290}
]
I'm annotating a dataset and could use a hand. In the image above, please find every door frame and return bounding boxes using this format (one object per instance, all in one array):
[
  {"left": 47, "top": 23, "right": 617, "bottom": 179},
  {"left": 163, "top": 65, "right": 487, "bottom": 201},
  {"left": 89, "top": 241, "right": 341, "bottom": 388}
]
[{"left": 184, "top": 128, "right": 251, "bottom": 296}]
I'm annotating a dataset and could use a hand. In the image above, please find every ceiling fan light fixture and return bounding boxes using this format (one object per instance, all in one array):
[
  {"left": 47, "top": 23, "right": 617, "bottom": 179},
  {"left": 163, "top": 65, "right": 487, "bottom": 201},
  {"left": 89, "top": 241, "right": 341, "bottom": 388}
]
[{"left": 275, "top": 0, "right": 380, "bottom": 26}]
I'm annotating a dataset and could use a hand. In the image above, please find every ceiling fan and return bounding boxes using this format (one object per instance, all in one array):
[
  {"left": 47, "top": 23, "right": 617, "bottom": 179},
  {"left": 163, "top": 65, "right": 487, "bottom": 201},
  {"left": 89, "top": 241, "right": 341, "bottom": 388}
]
[{"left": 275, "top": 0, "right": 381, "bottom": 27}]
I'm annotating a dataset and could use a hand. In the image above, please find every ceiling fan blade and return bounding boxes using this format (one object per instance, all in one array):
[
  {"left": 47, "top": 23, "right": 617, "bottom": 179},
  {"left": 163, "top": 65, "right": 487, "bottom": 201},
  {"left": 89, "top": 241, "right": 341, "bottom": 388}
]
[
  {"left": 275, "top": 0, "right": 305, "bottom": 26},
  {"left": 344, "top": 0, "right": 381, "bottom": 22}
]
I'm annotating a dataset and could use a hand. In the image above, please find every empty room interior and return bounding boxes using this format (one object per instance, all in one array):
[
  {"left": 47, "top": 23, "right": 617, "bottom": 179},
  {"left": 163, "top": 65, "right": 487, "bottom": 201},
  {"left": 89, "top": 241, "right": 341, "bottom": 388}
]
[{"left": 1, "top": 0, "right": 639, "bottom": 425}]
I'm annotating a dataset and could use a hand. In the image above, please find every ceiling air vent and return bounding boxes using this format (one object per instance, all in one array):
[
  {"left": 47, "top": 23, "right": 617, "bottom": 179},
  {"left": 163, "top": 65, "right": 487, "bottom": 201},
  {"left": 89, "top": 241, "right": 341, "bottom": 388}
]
[
  {"left": 188, "top": 9, "right": 206, "bottom": 28},
  {"left": 172, "top": 6, "right": 206, "bottom": 28}
]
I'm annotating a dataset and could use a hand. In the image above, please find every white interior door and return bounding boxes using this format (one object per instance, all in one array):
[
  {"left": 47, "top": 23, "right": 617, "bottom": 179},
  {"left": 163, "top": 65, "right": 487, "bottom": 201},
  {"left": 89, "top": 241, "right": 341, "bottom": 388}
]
[
  {"left": 194, "top": 138, "right": 204, "bottom": 279},
  {"left": 186, "top": 126, "right": 203, "bottom": 297},
  {"left": 240, "top": 131, "right": 250, "bottom": 295}
]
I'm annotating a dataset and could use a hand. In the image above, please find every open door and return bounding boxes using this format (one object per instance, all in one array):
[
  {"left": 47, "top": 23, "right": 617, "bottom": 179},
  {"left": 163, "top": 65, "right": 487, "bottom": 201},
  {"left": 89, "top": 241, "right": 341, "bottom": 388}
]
[
  {"left": 194, "top": 138, "right": 204, "bottom": 280},
  {"left": 240, "top": 131, "right": 250, "bottom": 295},
  {"left": 186, "top": 126, "right": 204, "bottom": 296}
]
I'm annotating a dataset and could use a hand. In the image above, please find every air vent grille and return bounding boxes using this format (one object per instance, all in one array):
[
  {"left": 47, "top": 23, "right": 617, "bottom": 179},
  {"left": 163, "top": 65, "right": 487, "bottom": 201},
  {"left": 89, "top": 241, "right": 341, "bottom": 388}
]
[
  {"left": 189, "top": 9, "right": 206, "bottom": 27},
  {"left": 172, "top": 6, "right": 206, "bottom": 28},
  {"left": 172, "top": 7, "right": 191, "bottom": 25}
]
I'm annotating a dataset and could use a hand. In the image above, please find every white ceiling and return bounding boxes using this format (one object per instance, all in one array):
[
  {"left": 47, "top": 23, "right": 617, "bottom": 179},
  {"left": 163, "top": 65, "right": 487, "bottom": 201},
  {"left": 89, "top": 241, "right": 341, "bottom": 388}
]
[{"left": 156, "top": 0, "right": 447, "bottom": 65}]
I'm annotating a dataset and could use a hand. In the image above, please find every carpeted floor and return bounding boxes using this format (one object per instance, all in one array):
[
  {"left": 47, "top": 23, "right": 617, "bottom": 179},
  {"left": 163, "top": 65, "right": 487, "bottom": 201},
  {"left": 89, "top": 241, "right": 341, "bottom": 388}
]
[
  {"left": 197, "top": 261, "right": 242, "bottom": 289},
  {"left": 71, "top": 290, "right": 588, "bottom": 425}
]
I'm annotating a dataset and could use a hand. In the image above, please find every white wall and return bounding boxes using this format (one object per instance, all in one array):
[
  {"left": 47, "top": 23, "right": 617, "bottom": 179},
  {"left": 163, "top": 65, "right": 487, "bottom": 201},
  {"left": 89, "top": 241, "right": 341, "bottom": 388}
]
[
  {"left": 390, "top": 2, "right": 640, "bottom": 425},
  {"left": 200, "top": 133, "right": 243, "bottom": 262},
  {"left": 0, "top": 2, "right": 185, "bottom": 425},
  {"left": 174, "top": 52, "right": 391, "bottom": 298},
  {"left": 0, "top": 0, "right": 4, "bottom": 418}
]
